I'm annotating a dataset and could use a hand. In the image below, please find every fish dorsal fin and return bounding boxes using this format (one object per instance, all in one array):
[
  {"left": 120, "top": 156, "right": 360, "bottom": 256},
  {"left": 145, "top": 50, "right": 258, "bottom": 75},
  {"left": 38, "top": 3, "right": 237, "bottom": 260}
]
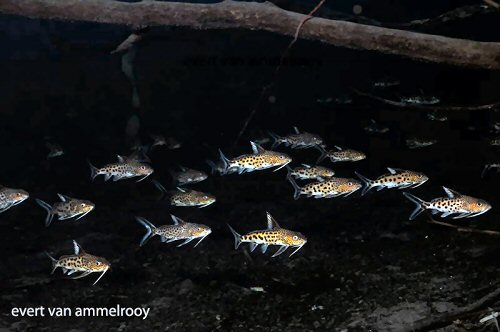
[
  {"left": 301, "top": 164, "right": 311, "bottom": 168},
  {"left": 443, "top": 186, "right": 461, "bottom": 198},
  {"left": 57, "top": 193, "right": 71, "bottom": 202},
  {"left": 250, "top": 141, "right": 265, "bottom": 154},
  {"left": 334, "top": 145, "right": 343, "bottom": 151},
  {"left": 72, "top": 240, "right": 85, "bottom": 255},
  {"left": 370, "top": 119, "right": 376, "bottom": 124},
  {"left": 178, "top": 165, "right": 187, "bottom": 172},
  {"left": 170, "top": 214, "right": 185, "bottom": 225},
  {"left": 266, "top": 212, "right": 281, "bottom": 230},
  {"left": 117, "top": 155, "right": 126, "bottom": 163},
  {"left": 293, "top": 126, "right": 300, "bottom": 134},
  {"left": 177, "top": 187, "right": 186, "bottom": 193},
  {"left": 387, "top": 167, "right": 401, "bottom": 175}
]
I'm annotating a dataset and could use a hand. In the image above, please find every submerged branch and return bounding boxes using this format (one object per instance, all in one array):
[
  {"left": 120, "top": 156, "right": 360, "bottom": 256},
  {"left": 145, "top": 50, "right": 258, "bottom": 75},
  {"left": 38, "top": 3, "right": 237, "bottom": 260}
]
[
  {"left": 425, "top": 217, "right": 500, "bottom": 236},
  {"left": 2, "top": 0, "right": 500, "bottom": 69},
  {"left": 353, "top": 89, "right": 500, "bottom": 111}
]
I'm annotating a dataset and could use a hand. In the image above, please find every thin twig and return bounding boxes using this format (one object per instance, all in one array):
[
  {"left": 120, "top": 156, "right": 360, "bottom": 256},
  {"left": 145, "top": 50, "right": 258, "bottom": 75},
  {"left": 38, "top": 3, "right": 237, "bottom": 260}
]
[
  {"left": 232, "top": 0, "right": 326, "bottom": 149},
  {"left": 353, "top": 89, "right": 500, "bottom": 112},
  {"left": 426, "top": 215, "right": 500, "bottom": 236}
]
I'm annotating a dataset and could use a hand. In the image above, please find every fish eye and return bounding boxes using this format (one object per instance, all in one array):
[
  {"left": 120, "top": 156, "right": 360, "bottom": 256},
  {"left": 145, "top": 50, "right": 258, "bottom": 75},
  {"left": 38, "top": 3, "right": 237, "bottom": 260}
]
[
  {"left": 203, "top": 195, "right": 208, "bottom": 199},
  {"left": 348, "top": 182, "right": 353, "bottom": 186},
  {"left": 80, "top": 203, "right": 86, "bottom": 207},
  {"left": 477, "top": 202, "right": 482, "bottom": 206},
  {"left": 140, "top": 166, "right": 146, "bottom": 170},
  {"left": 292, "top": 235, "right": 298, "bottom": 240}
]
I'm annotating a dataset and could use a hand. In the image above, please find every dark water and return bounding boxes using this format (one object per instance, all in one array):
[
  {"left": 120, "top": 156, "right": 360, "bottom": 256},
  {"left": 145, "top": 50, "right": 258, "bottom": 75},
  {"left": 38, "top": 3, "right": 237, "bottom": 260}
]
[{"left": 1, "top": 1, "right": 500, "bottom": 331}]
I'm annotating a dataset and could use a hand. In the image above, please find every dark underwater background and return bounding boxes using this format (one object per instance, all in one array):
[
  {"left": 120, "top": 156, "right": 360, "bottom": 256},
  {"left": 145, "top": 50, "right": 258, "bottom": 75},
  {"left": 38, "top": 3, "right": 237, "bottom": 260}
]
[{"left": 0, "top": 0, "right": 500, "bottom": 331}]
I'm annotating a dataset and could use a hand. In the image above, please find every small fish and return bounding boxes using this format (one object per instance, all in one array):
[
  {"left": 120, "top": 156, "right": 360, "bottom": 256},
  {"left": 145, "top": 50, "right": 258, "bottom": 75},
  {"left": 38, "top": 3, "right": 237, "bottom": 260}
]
[
  {"left": 288, "top": 176, "right": 361, "bottom": 199},
  {"left": 151, "top": 136, "right": 182, "bottom": 150},
  {"left": 45, "top": 240, "right": 110, "bottom": 285},
  {"left": 150, "top": 134, "right": 167, "bottom": 149},
  {"left": 136, "top": 215, "right": 211, "bottom": 247},
  {"left": 481, "top": 163, "right": 500, "bottom": 178},
  {"left": 355, "top": 167, "right": 428, "bottom": 196},
  {"left": 35, "top": 194, "right": 95, "bottom": 227},
  {"left": 170, "top": 166, "right": 208, "bottom": 186},
  {"left": 317, "top": 146, "right": 366, "bottom": 163},
  {"left": 490, "top": 122, "right": 500, "bottom": 134},
  {"left": 490, "top": 137, "right": 500, "bottom": 146},
  {"left": 227, "top": 212, "right": 307, "bottom": 257},
  {"left": 427, "top": 111, "right": 448, "bottom": 122},
  {"left": 364, "top": 119, "right": 389, "bottom": 134},
  {"left": 153, "top": 181, "right": 216, "bottom": 208},
  {"left": 406, "top": 138, "right": 437, "bottom": 149},
  {"left": 218, "top": 141, "right": 291, "bottom": 175},
  {"left": 122, "top": 149, "right": 151, "bottom": 163},
  {"left": 269, "top": 127, "right": 323, "bottom": 149},
  {"left": 253, "top": 136, "right": 271, "bottom": 146},
  {"left": 286, "top": 164, "right": 335, "bottom": 181},
  {"left": 46, "top": 142, "right": 64, "bottom": 159},
  {"left": 88, "top": 156, "right": 153, "bottom": 182},
  {"left": 0, "top": 186, "right": 29, "bottom": 213},
  {"left": 372, "top": 79, "right": 400, "bottom": 88},
  {"left": 401, "top": 96, "right": 440, "bottom": 105},
  {"left": 403, "top": 187, "right": 491, "bottom": 220}
]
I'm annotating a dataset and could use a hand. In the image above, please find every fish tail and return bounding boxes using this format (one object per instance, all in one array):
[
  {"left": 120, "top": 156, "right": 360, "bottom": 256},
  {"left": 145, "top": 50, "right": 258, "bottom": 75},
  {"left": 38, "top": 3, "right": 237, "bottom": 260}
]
[
  {"left": 316, "top": 145, "right": 328, "bottom": 163},
  {"left": 152, "top": 180, "right": 168, "bottom": 199},
  {"left": 268, "top": 131, "right": 281, "bottom": 149},
  {"left": 135, "top": 216, "right": 157, "bottom": 246},
  {"left": 227, "top": 224, "right": 242, "bottom": 249},
  {"left": 36, "top": 199, "right": 54, "bottom": 227},
  {"left": 285, "top": 165, "right": 293, "bottom": 180},
  {"left": 45, "top": 251, "right": 58, "bottom": 274},
  {"left": 218, "top": 149, "right": 230, "bottom": 175},
  {"left": 354, "top": 172, "right": 374, "bottom": 196},
  {"left": 402, "top": 192, "right": 429, "bottom": 220},
  {"left": 206, "top": 160, "right": 218, "bottom": 175},
  {"left": 481, "top": 165, "right": 491, "bottom": 178},
  {"left": 287, "top": 175, "right": 302, "bottom": 200},
  {"left": 87, "top": 161, "right": 99, "bottom": 181}
]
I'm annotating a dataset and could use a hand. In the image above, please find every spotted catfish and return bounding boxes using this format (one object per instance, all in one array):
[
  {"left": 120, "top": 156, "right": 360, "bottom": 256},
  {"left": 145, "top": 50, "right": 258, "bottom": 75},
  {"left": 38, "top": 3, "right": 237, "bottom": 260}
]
[
  {"left": 218, "top": 141, "right": 291, "bottom": 175},
  {"left": 269, "top": 127, "right": 323, "bottom": 149},
  {"left": 317, "top": 145, "right": 366, "bottom": 164},
  {"left": 406, "top": 138, "right": 437, "bottom": 149},
  {"left": 403, "top": 187, "right": 491, "bottom": 220},
  {"left": 0, "top": 186, "right": 29, "bottom": 213},
  {"left": 35, "top": 194, "right": 95, "bottom": 227},
  {"left": 88, "top": 155, "right": 153, "bottom": 182},
  {"left": 170, "top": 166, "right": 208, "bottom": 186},
  {"left": 288, "top": 176, "right": 361, "bottom": 199},
  {"left": 136, "top": 215, "right": 211, "bottom": 247},
  {"left": 153, "top": 180, "right": 216, "bottom": 208},
  {"left": 227, "top": 212, "right": 307, "bottom": 257},
  {"left": 286, "top": 164, "right": 335, "bottom": 181},
  {"left": 355, "top": 168, "right": 429, "bottom": 196},
  {"left": 45, "top": 240, "right": 110, "bottom": 285}
]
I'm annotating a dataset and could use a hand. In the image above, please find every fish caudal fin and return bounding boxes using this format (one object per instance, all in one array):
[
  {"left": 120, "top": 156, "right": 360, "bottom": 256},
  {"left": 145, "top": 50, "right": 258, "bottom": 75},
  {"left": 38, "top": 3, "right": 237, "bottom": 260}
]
[
  {"left": 88, "top": 161, "right": 99, "bottom": 181},
  {"left": 315, "top": 145, "right": 328, "bottom": 163},
  {"left": 402, "top": 192, "right": 429, "bottom": 220},
  {"left": 354, "top": 172, "right": 374, "bottom": 196},
  {"left": 218, "top": 149, "right": 230, "bottom": 175},
  {"left": 45, "top": 251, "right": 58, "bottom": 274},
  {"left": 152, "top": 180, "right": 168, "bottom": 199},
  {"left": 36, "top": 199, "right": 54, "bottom": 227},
  {"left": 287, "top": 176, "right": 302, "bottom": 200},
  {"left": 268, "top": 132, "right": 281, "bottom": 149},
  {"left": 206, "top": 160, "right": 218, "bottom": 175},
  {"left": 136, "top": 216, "right": 157, "bottom": 246},
  {"left": 227, "top": 224, "right": 242, "bottom": 249}
]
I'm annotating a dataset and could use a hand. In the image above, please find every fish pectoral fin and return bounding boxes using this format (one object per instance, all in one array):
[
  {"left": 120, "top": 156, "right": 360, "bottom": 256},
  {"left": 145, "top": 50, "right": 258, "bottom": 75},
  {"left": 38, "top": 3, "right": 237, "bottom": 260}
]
[
  {"left": 71, "top": 271, "right": 92, "bottom": 279},
  {"left": 104, "top": 174, "right": 113, "bottom": 181},
  {"left": 453, "top": 212, "right": 470, "bottom": 219},
  {"left": 249, "top": 242, "right": 258, "bottom": 252},
  {"left": 272, "top": 245, "right": 289, "bottom": 257},
  {"left": 66, "top": 269, "right": 78, "bottom": 276},
  {"left": 176, "top": 238, "right": 194, "bottom": 247},
  {"left": 441, "top": 212, "right": 453, "bottom": 218},
  {"left": 58, "top": 214, "right": 74, "bottom": 221},
  {"left": 289, "top": 245, "right": 304, "bottom": 257},
  {"left": 260, "top": 244, "right": 269, "bottom": 253}
]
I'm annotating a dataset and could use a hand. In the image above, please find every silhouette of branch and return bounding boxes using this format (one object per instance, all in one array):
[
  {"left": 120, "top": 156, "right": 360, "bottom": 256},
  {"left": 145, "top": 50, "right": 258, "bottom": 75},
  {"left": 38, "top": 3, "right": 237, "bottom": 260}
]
[
  {"left": 425, "top": 216, "right": 500, "bottom": 236},
  {"left": 2, "top": 0, "right": 500, "bottom": 69},
  {"left": 353, "top": 89, "right": 500, "bottom": 112}
]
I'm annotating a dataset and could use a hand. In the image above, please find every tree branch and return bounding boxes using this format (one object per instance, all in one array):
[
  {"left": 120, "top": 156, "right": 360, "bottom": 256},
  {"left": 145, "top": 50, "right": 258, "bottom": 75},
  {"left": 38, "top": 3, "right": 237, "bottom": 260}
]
[
  {"left": 2, "top": 0, "right": 500, "bottom": 69},
  {"left": 353, "top": 89, "right": 500, "bottom": 111}
]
